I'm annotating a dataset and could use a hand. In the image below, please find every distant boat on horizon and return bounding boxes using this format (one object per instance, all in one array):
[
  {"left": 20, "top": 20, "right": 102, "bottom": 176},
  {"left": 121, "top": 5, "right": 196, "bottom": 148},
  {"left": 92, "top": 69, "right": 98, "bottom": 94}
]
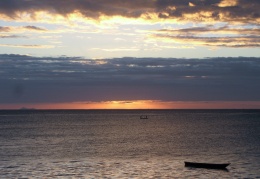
[
  {"left": 140, "top": 115, "right": 148, "bottom": 119},
  {"left": 184, "top": 161, "right": 230, "bottom": 169}
]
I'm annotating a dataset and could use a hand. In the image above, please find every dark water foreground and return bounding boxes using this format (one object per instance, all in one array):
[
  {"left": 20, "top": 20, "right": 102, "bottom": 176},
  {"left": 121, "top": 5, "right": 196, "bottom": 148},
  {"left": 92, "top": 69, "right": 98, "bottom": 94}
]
[{"left": 0, "top": 109, "right": 259, "bottom": 178}]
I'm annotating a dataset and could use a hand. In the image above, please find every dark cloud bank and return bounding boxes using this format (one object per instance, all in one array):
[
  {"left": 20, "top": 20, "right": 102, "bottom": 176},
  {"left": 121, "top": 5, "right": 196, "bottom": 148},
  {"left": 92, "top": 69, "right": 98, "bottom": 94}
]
[
  {"left": 0, "top": 54, "right": 259, "bottom": 104},
  {"left": 0, "top": 0, "right": 259, "bottom": 23}
]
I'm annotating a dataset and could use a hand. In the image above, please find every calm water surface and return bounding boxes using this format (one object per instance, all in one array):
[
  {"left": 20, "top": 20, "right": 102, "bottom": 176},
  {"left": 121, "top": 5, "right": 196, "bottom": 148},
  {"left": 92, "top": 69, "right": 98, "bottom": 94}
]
[{"left": 0, "top": 109, "right": 259, "bottom": 178}]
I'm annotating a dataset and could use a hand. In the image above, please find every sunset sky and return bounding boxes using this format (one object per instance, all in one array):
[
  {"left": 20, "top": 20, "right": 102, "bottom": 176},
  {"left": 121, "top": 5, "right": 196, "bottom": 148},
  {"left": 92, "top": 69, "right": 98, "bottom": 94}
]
[{"left": 0, "top": 0, "right": 260, "bottom": 109}]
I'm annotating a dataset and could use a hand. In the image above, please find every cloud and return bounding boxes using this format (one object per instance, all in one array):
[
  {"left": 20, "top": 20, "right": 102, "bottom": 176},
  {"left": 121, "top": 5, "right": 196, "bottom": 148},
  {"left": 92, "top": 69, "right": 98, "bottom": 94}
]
[
  {"left": 23, "top": 25, "right": 47, "bottom": 31},
  {"left": 0, "top": 26, "right": 10, "bottom": 32},
  {"left": 0, "top": 25, "right": 52, "bottom": 49},
  {"left": 1, "top": 1, "right": 258, "bottom": 49},
  {"left": 0, "top": 25, "right": 47, "bottom": 33},
  {"left": 0, "top": 44, "right": 54, "bottom": 48},
  {"left": 151, "top": 25, "right": 260, "bottom": 48},
  {"left": 0, "top": 0, "right": 259, "bottom": 24},
  {"left": 153, "top": 35, "right": 260, "bottom": 48},
  {"left": 156, "top": 25, "right": 260, "bottom": 36},
  {"left": 218, "top": 0, "right": 238, "bottom": 7},
  {"left": 91, "top": 47, "right": 140, "bottom": 52},
  {"left": 0, "top": 35, "right": 26, "bottom": 38},
  {"left": 0, "top": 54, "right": 260, "bottom": 104}
]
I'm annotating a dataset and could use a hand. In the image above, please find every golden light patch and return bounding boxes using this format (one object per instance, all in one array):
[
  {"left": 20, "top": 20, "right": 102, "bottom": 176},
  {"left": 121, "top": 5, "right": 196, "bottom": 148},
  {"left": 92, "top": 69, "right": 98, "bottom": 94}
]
[
  {"left": 99, "top": 14, "right": 166, "bottom": 25},
  {"left": 0, "top": 10, "right": 183, "bottom": 26},
  {"left": 182, "top": 11, "right": 216, "bottom": 22},
  {"left": 218, "top": 0, "right": 238, "bottom": 7},
  {"left": 64, "top": 100, "right": 173, "bottom": 109},
  {"left": 167, "top": 6, "right": 177, "bottom": 11},
  {"left": 2, "top": 101, "right": 260, "bottom": 109},
  {"left": 189, "top": 2, "right": 196, "bottom": 7},
  {"left": 160, "top": 12, "right": 170, "bottom": 18},
  {"left": 0, "top": 11, "right": 96, "bottom": 26},
  {"left": 98, "top": 100, "right": 162, "bottom": 109}
]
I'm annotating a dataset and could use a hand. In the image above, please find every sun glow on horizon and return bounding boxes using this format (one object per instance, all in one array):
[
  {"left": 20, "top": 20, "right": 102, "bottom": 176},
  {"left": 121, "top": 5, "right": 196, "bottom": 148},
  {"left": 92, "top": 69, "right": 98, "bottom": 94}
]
[{"left": 1, "top": 100, "right": 260, "bottom": 110}]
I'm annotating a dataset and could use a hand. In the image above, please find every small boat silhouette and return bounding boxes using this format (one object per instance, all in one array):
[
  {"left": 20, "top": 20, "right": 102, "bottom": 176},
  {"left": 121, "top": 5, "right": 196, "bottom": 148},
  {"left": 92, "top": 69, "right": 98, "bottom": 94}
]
[
  {"left": 184, "top": 161, "right": 230, "bottom": 169},
  {"left": 140, "top": 115, "right": 148, "bottom": 119}
]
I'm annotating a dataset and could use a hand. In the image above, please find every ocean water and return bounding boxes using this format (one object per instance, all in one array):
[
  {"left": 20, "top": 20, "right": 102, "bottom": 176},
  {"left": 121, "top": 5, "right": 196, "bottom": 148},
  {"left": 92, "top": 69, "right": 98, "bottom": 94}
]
[{"left": 0, "top": 109, "right": 259, "bottom": 178}]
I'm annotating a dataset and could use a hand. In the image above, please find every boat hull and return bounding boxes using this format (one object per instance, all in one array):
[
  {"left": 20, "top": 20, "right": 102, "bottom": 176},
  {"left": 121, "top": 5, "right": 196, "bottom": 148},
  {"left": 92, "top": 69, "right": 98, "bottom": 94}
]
[
  {"left": 184, "top": 162, "right": 230, "bottom": 169},
  {"left": 140, "top": 115, "right": 148, "bottom": 119}
]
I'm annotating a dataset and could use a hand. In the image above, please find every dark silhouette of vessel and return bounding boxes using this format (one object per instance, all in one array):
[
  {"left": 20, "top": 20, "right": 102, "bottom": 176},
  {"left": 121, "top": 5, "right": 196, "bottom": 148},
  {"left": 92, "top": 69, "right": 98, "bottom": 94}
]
[{"left": 185, "top": 162, "right": 230, "bottom": 169}]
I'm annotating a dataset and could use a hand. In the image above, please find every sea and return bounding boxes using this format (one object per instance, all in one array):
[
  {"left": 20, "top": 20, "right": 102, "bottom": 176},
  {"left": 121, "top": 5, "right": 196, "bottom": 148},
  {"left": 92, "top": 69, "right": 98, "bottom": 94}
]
[{"left": 0, "top": 109, "right": 259, "bottom": 178}]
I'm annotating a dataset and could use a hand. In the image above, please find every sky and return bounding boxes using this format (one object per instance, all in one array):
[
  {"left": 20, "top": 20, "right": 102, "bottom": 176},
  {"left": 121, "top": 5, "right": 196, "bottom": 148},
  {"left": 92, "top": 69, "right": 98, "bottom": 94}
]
[{"left": 0, "top": 0, "right": 260, "bottom": 109}]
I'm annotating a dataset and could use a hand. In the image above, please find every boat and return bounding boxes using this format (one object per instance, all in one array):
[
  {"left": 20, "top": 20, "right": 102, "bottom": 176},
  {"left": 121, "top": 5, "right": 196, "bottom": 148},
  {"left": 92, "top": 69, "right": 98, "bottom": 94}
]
[
  {"left": 184, "top": 161, "right": 230, "bottom": 169},
  {"left": 140, "top": 115, "right": 148, "bottom": 119}
]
